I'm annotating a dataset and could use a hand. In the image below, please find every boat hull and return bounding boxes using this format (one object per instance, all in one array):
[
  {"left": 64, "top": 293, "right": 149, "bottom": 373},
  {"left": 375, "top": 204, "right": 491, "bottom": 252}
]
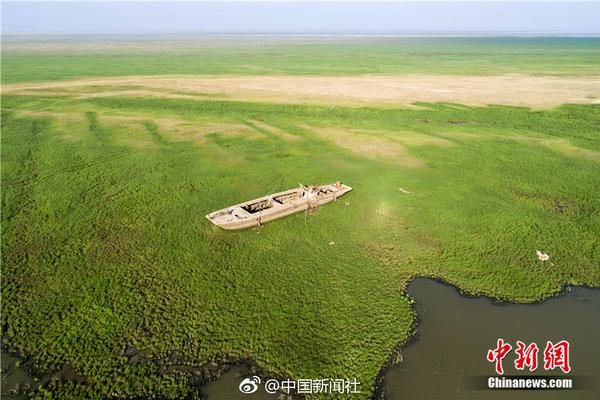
[{"left": 206, "top": 183, "right": 352, "bottom": 230}]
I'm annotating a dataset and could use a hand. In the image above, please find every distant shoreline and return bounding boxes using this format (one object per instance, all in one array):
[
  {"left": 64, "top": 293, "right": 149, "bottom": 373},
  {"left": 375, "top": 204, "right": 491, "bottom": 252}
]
[{"left": 3, "top": 32, "right": 600, "bottom": 38}]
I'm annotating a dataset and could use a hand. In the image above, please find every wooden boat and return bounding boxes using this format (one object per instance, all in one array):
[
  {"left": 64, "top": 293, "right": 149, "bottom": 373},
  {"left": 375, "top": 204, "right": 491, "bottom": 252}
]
[{"left": 206, "top": 182, "right": 352, "bottom": 230}]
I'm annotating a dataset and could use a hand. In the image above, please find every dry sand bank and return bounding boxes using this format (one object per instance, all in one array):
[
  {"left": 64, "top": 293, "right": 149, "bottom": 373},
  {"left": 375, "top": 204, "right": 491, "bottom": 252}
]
[{"left": 3, "top": 74, "right": 600, "bottom": 108}]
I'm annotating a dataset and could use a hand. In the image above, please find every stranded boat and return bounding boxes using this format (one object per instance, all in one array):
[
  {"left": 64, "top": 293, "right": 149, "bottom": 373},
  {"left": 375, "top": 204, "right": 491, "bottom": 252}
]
[{"left": 206, "top": 182, "right": 352, "bottom": 230}]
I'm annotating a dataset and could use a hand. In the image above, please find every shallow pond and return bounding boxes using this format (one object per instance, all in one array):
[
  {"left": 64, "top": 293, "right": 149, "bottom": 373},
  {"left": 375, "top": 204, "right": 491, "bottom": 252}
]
[{"left": 382, "top": 278, "right": 600, "bottom": 399}]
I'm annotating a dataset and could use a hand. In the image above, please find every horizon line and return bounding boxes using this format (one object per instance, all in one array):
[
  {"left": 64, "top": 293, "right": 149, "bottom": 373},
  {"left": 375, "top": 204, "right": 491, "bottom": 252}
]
[{"left": 3, "top": 31, "right": 600, "bottom": 37}]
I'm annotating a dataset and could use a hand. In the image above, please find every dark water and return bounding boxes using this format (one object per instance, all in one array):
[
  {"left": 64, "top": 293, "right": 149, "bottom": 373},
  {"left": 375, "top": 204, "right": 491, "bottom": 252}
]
[
  {"left": 382, "top": 279, "right": 600, "bottom": 400},
  {"left": 202, "top": 366, "right": 274, "bottom": 400},
  {"left": 1, "top": 351, "right": 84, "bottom": 399},
  {"left": 1, "top": 353, "right": 34, "bottom": 399}
]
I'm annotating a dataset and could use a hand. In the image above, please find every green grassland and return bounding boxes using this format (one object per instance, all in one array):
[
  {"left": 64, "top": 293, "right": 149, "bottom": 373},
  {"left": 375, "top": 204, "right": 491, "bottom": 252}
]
[
  {"left": 2, "top": 36, "right": 600, "bottom": 83},
  {"left": 2, "top": 37, "right": 600, "bottom": 399}
]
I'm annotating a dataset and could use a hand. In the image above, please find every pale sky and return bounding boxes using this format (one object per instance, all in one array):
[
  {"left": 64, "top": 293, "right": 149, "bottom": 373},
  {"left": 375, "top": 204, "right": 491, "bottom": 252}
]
[{"left": 2, "top": 1, "right": 599, "bottom": 35}]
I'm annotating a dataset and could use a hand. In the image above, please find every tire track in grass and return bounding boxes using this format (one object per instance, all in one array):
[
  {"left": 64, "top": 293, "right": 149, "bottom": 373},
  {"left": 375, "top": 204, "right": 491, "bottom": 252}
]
[
  {"left": 1, "top": 116, "right": 49, "bottom": 301},
  {"left": 4, "top": 112, "right": 142, "bottom": 189},
  {"left": 2, "top": 117, "right": 46, "bottom": 223},
  {"left": 5, "top": 149, "right": 140, "bottom": 190}
]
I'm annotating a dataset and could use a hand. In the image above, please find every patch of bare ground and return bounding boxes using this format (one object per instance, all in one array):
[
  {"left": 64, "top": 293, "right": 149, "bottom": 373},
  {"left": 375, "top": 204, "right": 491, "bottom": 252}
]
[
  {"left": 3, "top": 74, "right": 600, "bottom": 107},
  {"left": 99, "top": 115, "right": 197, "bottom": 143},
  {"left": 103, "top": 116, "right": 264, "bottom": 143},
  {"left": 509, "top": 137, "right": 600, "bottom": 162},
  {"left": 100, "top": 116, "right": 159, "bottom": 149},
  {"left": 348, "top": 128, "right": 453, "bottom": 147},
  {"left": 246, "top": 120, "right": 300, "bottom": 141},
  {"left": 303, "top": 125, "right": 426, "bottom": 168},
  {"left": 14, "top": 109, "right": 78, "bottom": 120},
  {"left": 13, "top": 110, "right": 87, "bottom": 142},
  {"left": 74, "top": 90, "right": 225, "bottom": 101},
  {"left": 151, "top": 118, "right": 201, "bottom": 143},
  {"left": 198, "top": 121, "right": 265, "bottom": 140},
  {"left": 435, "top": 129, "right": 599, "bottom": 161},
  {"left": 11, "top": 110, "right": 263, "bottom": 145}
]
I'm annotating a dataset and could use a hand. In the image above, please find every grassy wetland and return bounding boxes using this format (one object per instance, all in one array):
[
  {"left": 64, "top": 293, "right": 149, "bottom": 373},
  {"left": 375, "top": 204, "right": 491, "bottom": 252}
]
[{"left": 1, "top": 36, "right": 600, "bottom": 399}]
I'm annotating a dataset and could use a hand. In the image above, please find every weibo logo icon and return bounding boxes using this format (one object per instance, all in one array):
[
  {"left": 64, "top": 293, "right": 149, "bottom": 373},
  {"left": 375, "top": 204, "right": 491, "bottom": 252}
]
[{"left": 239, "top": 376, "right": 261, "bottom": 394}]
